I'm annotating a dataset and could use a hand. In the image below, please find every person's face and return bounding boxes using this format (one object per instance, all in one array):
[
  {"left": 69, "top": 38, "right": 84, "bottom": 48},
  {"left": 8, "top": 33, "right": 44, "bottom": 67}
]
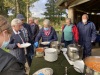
[
  {"left": 13, "top": 23, "right": 22, "bottom": 31},
  {"left": 28, "top": 18, "right": 34, "bottom": 24},
  {"left": 34, "top": 20, "right": 38, "bottom": 24},
  {"left": 0, "top": 30, "right": 10, "bottom": 47},
  {"left": 21, "top": 19, "right": 24, "bottom": 24},
  {"left": 82, "top": 15, "right": 88, "bottom": 23},
  {"left": 44, "top": 24, "right": 49, "bottom": 28},
  {"left": 66, "top": 20, "right": 71, "bottom": 25}
]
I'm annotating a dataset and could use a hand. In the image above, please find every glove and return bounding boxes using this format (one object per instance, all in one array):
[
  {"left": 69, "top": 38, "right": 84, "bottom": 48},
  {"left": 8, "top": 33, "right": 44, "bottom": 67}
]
[
  {"left": 38, "top": 73, "right": 44, "bottom": 75},
  {"left": 34, "top": 42, "right": 38, "bottom": 48},
  {"left": 48, "top": 41, "right": 51, "bottom": 44}
]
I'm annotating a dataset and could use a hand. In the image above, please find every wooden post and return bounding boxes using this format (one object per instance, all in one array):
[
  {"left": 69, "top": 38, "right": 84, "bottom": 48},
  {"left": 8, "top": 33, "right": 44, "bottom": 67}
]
[
  {"left": 68, "top": 7, "right": 74, "bottom": 23},
  {"left": 16, "top": 0, "right": 19, "bottom": 14},
  {"left": 25, "top": 0, "right": 30, "bottom": 23}
]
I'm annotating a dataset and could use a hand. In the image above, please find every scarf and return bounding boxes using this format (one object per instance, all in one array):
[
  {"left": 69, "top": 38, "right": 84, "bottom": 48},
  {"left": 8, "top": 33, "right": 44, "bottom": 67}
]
[{"left": 44, "top": 27, "right": 51, "bottom": 36}]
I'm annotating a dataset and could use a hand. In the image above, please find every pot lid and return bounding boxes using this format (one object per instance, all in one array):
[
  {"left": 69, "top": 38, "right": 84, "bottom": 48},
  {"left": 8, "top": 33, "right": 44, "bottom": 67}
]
[
  {"left": 45, "top": 48, "right": 57, "bottom": 53},
  {"left": 70, "top": 47, "right": 78, "bottom": 52}
]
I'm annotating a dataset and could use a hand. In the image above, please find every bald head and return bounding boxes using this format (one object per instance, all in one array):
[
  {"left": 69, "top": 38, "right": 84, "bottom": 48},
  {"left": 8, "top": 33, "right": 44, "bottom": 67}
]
[
  {"left": 82, "top": 14, "right": 89, "bottom": 24},
  {"left": 28, "top": 17, "right": 34, "bottom": 25}
]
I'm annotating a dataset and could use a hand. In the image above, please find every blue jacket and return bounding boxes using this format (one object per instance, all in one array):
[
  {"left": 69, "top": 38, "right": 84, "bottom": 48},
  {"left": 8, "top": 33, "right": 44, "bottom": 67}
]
[
  {"left": 77, "top": 21, "right": 96, "bottom": 45},
  {"left": 6, "top": 31, "right": 26, "bottom": 64},
  {"left": 35, "top": 27, "right": 58, "bottom": 42}
]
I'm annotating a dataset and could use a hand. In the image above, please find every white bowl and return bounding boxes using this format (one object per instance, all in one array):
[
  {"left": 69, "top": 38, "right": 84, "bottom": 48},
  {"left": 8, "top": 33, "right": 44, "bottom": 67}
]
[
  {"left": 20, "top": 43, "right": 31, "bottom": 48},
  {"left": 73, "top": 60, "right": 84, "bottom": 73},
  {"left": 41, "top": 42, "right": 50, "bottom": 45},
  {"left": 33, "top": 68, "right": 53, "bottom": 75}
]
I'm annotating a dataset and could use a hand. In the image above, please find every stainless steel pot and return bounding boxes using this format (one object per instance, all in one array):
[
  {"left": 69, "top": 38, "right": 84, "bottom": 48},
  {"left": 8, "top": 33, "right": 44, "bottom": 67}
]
[
  {"left": 84, "top": 56, "right": 100, "bottom": 75},
  {"left": 67, "top": 44, "right": 83, "bottom": 61},
  {"left": 50, "top": 41, "right": 62, "bottom": 54}
]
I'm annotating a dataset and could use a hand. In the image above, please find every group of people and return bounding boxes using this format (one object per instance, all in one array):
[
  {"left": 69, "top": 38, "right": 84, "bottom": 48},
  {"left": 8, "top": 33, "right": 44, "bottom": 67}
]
[
  {"left": 0, "top": 13, "right": 96, "bottom": 75},
  {"left": 61, "top": 14, "right": 96, "bottom": 58}
]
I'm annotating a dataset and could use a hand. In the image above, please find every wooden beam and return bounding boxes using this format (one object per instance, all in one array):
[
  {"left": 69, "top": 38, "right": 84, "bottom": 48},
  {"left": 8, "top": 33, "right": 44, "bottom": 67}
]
[{"left": 68, "top": 0, "right": 90, "bottom": 8}]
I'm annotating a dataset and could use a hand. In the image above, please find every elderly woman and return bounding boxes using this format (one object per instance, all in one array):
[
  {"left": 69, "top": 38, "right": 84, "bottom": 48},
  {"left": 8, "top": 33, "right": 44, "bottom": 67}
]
[
  {"left": 6, "top": 19, "right": 26, "bottom": 64},
  {"left": 61, "top": 18, "right": 79, "bottom": 47},
  {"left": 0, "top": 15, "right": 25, "bottom": 75},
  {"left": 34, "top": 19, "right": 58, "bottom": 47}
]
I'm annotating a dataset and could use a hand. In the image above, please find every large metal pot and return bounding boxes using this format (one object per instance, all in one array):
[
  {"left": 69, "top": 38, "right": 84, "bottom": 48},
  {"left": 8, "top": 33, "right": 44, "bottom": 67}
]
[
  {"left": 67, "top": 44, "right": 83, "bottom": 61},
  {"left": 50, "top": 41, "right": 62, "bottom": 54},
  {"left": 44, "top": 48, "right": 58, "bottom": 62},
  {"left": 84, "top": 56, "right": 100, "bottom": 75}
]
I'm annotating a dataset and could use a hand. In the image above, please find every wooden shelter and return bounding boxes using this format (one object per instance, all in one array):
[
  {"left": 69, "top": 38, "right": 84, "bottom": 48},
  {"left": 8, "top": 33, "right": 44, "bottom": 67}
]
[{"left": 56, "top": 0, "right": 100, "bottom": 30}]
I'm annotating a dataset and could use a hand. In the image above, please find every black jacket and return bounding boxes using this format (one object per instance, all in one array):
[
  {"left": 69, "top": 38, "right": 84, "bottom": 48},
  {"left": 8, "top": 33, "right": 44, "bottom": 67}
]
[
  {"left": 0, "top": 48, "right": 25, "bottom": 75},
  {"left": 6, "top": 31, "right": 26, "bottom": 64},
  {"left": 31, "top": 24, "right": 39, "bottom": 42},
  {"left": 23, "top": 23, "right": 32, "bottom": 42}
]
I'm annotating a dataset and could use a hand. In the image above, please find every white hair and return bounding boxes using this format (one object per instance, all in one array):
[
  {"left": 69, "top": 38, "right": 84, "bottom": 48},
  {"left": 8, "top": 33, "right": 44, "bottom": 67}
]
[
  {"left": 82, "top": 14, "right": 89, "bottom": 19},
  {"left": 11, "top": 18, "right": 22, "bottom": 26},
  {"left": 66, "top": 18, "right": 71, "bottom": 22},
  {"left": 43, "top": 19, "right": 50, "bottom": 26}
]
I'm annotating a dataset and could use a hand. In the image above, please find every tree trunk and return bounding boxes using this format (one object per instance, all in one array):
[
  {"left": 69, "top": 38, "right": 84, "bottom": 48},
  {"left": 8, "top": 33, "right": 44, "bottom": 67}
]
[{"left": 16, "top": 0, "right": 19, "bottom": 14}]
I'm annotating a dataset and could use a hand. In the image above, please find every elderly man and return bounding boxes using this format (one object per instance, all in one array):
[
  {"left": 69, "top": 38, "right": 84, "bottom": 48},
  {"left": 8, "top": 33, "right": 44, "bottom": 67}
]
[
  {"left": 16, "top": 14, "right": 32, "bottom": 67},
  {"left": 28, "top": 17, "right": 39, "bottom": 42},
  {"left": 34, "top": 19, "right": 58, "bottom": 47},
  {"left": 77, "top": 14, "right": 96, "bottom": 58},
  {"left": 16, "top": 14, "right": 32, "bottom": 42},
  {"left": 27, "top": 17, "right": 39, "bottom": 66},
  {"left": 34, "top": 19, "right": 42, "bottom": 29}
]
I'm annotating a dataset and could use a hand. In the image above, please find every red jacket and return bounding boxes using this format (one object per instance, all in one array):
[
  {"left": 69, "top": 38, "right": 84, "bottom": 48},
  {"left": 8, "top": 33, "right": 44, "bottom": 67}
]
[{"left": 61, "top": 25, "right": 79, "bottom": 42}]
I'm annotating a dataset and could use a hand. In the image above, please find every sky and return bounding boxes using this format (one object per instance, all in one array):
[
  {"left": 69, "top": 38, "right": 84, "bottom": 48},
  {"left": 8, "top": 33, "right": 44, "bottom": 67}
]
[
  {"left": 29, "top": 0, "right": 48, "bottom": 18},
  {"left": 8, "top": 0, "right": 68, "bottom": 17},
  {"left": 29, "top": 0, "right": 68, "bottom": 18}
]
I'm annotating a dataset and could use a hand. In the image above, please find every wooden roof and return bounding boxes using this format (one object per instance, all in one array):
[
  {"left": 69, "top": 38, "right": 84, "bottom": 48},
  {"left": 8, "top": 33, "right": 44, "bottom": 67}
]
[
  {"left": 75, "top": 0, "right": 100, "bottom": 13},
  {"left": 56, "top": 0, "right": 100, "bottom": 13},
  {"left": 56, "top": 0, "right": 90, "bottom": 8}
]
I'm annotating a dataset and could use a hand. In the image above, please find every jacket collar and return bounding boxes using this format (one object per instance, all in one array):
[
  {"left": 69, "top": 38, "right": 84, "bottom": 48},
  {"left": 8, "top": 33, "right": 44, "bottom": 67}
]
[{"left": 13, "top": 29, "right": 20, "bottom": 34}]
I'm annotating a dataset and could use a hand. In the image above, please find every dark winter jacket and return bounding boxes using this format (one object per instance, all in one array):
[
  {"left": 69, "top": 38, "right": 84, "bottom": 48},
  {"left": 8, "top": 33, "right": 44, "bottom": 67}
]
[
  {"left": 35, "top": 27, "right": 58, "bottom": 42},
  {"left": 6, "top": 31, "right": 26, "bottom": 64},
  {"left": 30, "top": 24, "right": 39, "bottom": 42},
  {"left": 0, "top": 48, "right": 25, "bottom": 75},
  {"left": 23, "top": 23, "right": 32, "bottom": 41},
  {"left": 77, "top": 21, "right": 96, "bottom": 45}
]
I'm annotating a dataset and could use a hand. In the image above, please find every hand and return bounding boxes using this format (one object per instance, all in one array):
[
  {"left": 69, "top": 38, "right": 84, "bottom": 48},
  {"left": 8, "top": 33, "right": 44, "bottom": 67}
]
[
  {"left": 34, "top": 42, "right": 38, "bottom": 48},
  {"left": 17, "top": 43, "right": 22, "bottom": 48}
]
